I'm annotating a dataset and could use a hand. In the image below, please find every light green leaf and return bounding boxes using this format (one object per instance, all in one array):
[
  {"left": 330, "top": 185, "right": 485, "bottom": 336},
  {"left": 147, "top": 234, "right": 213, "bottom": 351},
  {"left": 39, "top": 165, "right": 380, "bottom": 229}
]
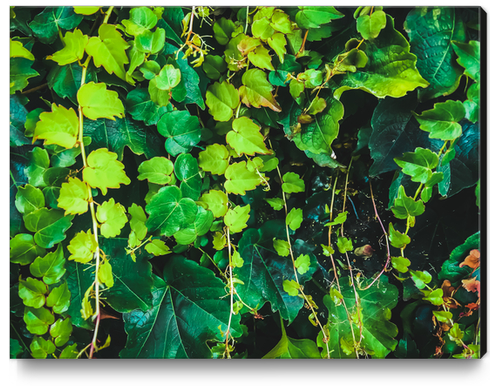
[
  {"left": 135, "top": 28, "right": 166, "bottom": 54},
  {"left": 122, "top": 7, "right": 157, "bottom": 35},
  {"left": 231, "top": 251, "right": 244, "bottom": 268},
  {"left": 174, "top": 153, "right": 202, "bottom": 200},
  {"left": 23, "top": 208, "right": 74, "bottom": 249},
  {"left": 96, "top": 198, "right": 128, "bottom": 238},
  {"left": 57, "top": 177, "right": 89, "bottom": 215},
  {"left": 126, "top": 88, "right": 170, "bottom": 126},
  {"left": 273, "top": 239, "right": 290, "bottom": 257},
  {"left": 295, "top": 254, "right": 310, "bottom": 275},
  {"left": 270, "top": 9, "right": 293, "bottom": 34},
  {"left": 226, "top": 117, "right": 272, "bottom": 156},
  {"left": 335, "top": 16, "right": 429, "bottom": 99},
  {"left": 30, "top": 336, "right": 56, "bottom": 359},
  {"left": 213, "top": 17, "right": 236, "bottom": 45},
  {"left": 73, "top": 6, "right": 100, "bottom": 15},
  {"left": 325, "top": 211, "right": 348, "bottom": 227},
  {"left": 295, "top": 6, "right": 344, "bottom": 29},
  {"left": 252, "top": 18, "right": 275, "bottom": 40},
  {"left": 391, "top": 256, "right": 411, "bottom": 273},
  {"left": 392, "top": 186, "right": 425, "bottom": 220},
  {"left": 388, "top": 223, "right": 411, "bottom": 249},
  {"left": 449, "top": 323, "right": 464, "bottom": 343},
  {"left": 224, "top": 204, "right": 250, "bottom": 234},
  {"left": 50, "top": 317, "right": 73, "bottom": 347},
  {"left": 414, "top": 100, "right": 465, "bottom": 141},
  {"left": 410, "top": 269, "right": 432, "bottom": 289},
  {"left": 249, "top": 45, "right": 274, "bottom": 71},
  {"left": 85, "top": 24, "right": 130, "bottom": 83},
  {"left": 337, "top": 236, "right": 353, "bottom": 254},
  {"left": 30, "top": 244, "right": 65, "bottom": 285},
  {"left": 137, "top": 157, "right": 174, "bottom": 185},
  {"left": 98, "top": 259, "right": 114, "bottom": 288},
  {"left": 15, "top": 184, "right": 45, "bottom": 215},
  {"left": 24, "top": 306, "right": 55, "bottom": 335},
  {"left": 422, "top": 288, "right": 444, "bottom": 306},
  {"left": 433, "top": 310, "right": 453, "bottom": 324},
  {"left": 10, "top": 57, "right": 39, "bottom": 94},
  {"left": 19, "top": 277, "right": 47, "bottom": 308},
  {"left": 224, "top": 161, "right": 265, "bottom": 195},
  {"left": 173, "top": 206, "right": 213, "bottom": 245},
  {"left": 394, "top": 147, "right": 439, "bottom": 184},
  {"left": 265, "top": 198, "right": 285, "bottom": 211},
  {"left": 33, "top": 104, "right": 78, "bottom": 149},
  {"left": 10, "top": 233, "right": 46, "bottom": 265},
  {"left": 67, "top": 230, "right": 97, "bottom": 264},
  {"left": 145, "top": 239, "right": 171, "bottom": 256},
  {"left": 198, "top": 144, "right": 229, "bottom": 175},
  {"left": 356, "top": 10, "right": 387, "bottom": 40},
  {"left": 200, "top": 190, "right": 228, "bottom": 218},
  {"left": 46, "top": 282, "right": 71, "bottom": 314},
  {"left": 128, "top": 203, "right": 147, "bottom": 247},
  {"left": 10, "top": 39, "right": 35, "bottom": 60},
  {"left": 282, "top": 172, "right": 305, "bottom": 194},
  {"left": 213, "top": 232, "right": 227, "bottom": 250},
  {"left": 59, "top": 344, "right": 79, "bottom": 359},
  {"left": 47, "top": 29, "right": 88, "bottom": 65},
  {"left": 83, "top": 148, "right": 131, "bottom": 195},
  {"left": 77, "top": 82, "right": 125, "bottom": 121},
  {"left": 146, "top": 185, "right": 197, "bottom": 236},
  {"left": 25, "top": 147, "right": 50, "bottom": 188},
  {"left": 154, "top": 64, "right": 181, "bottom": 90},
  {"left": 239, "top": 69, "right": 281, "bottom": 112},
  {"left": 205, "top": 81, "right": 240, "bottom": 122},
  {"left": 286, "top": 208, "right": 303, "bottom": 231},
  {"left": 451, "top": 40, "right": 480, "bottom": 82},
  {"left": 267, "top": 33, "right": 287, "bottom": 63},
  {"left": 464, "top": 82, "right": 479, "bottom": 123},
  {"left": 283, "top": 279, "right": 300, "bottom": 297},
  {"left": 157, "top": 110, "right": 201, "bottom": 156}
]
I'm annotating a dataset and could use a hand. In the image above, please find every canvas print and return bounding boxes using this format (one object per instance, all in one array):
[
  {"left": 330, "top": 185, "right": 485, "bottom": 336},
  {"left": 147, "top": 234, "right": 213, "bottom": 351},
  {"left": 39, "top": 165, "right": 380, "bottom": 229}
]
[{"left": 10, "top": 5, "right": 482, "bottom": 359}]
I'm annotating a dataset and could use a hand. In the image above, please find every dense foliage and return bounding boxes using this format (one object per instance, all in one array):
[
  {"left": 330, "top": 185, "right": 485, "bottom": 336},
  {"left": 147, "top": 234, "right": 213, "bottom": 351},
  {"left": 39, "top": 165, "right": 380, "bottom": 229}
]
[{"left": 10, "top": 5, "right": 481, "bottom": 359}]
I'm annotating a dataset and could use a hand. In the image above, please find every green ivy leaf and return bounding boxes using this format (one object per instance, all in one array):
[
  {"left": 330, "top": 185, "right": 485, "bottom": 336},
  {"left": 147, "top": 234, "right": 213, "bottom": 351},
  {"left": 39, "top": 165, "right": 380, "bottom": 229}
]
[
  {"left": 334, "top": 16, "right": 429, "bottom": 99},
  {"left": 154, "top": 64, "right": 181, "bottom": 91},
  {"left": 404, "top": 7, "right": 465, "bottom": 100},
  {"left": 126, "top": 89, "right": 171, "bottom": 126},
  {"left": 286, "top": 208, "right": 303, "bottom": 231},
  {"left": 122, "top": 7, "right": 157, "bottom": 35},
  {"left": 283, "top": 279, "right": 300, "bottom": 297},
  {"left": 265, "top": 198, "right": 285, "bottom": 211},
  {"left": 249, "top": 45, "right": 274, "bottom": 71},
  {"left": 120, "top": 259, "right": 241, "bottom": 358},
  {"left": 28, "top": 7, "right": 82, "bottom": 44},
  {"left": 85, "top": 24, "right": 130, "bottom": 83},
  {"left": 23, "top": 208, "right": 73, "bottom": 249},
  {"left": 157, "top": 110, "right": 201, "bottom": 156},
  {"left": 15, "top": 184, "right": 45, "bottom": 215},
  {"left": 77, "top": 82, "right": 125, "bottom": 121},
  {"left": 128, "top": 203, "right": 148, "bottom": 247},
  {"left": 337, "top": 236, "right": 353, "bottom": 254},
  {"left": 451, "top": 40, "right": 480, "bottom": 82},
  {"left": 202, "top": 55, "right": 227, "bottom": 80},
  {"left": 410, "top": 269, "right": 432, "bottom": 289},
  {"left": 137, "top": 157, "right": 174, "bottom": 185},
  {"left": 98, "top": 259, "right": 114, "bottom": 288},
  {"left": 394, "top": 147, "right": 439, "bottom": 184},
  {"left": 67, "top": 230, "right": 97, "bottom": 264},
  {"left": 146, "top": 185, "right": 197, "bottom": 236},
  {"left": 10, "top": 233, "right": 46, "bottom": 265},
  {"left": 239, "top": 68, "right": 281, "bottom": 112},
  {"left": 198, "top": 144, "right": 229, "bottom": 175},
  {"left": 47, "top": 62, "right": 97, "bottom": 104},
  {"left": 356, "top": 10, "right": 387, "bottom": 40},
  {"left": 449, "top": 324, "right": 464, "bottom": 343},
  {"left": 295, "top": 254, "right": 311, "bottom": 275},
  {"left": 145, "top": 239, "right": 171, "bottom": 256},
  {"left": 422, "top": 288, "right": 444, "bottom": 306},
  {"left": 433, "top": 310, "right": 453, "bottom": 324},
  {"left": 282, "top": 172, "right": 305, "bottom": 194},
  {"left": 135, "top": 28, "right": 166, "bottom": 54},
  {"left": 73, "top": 6, "right": 100, "bottom": 15},
  {"left": 96, "top": 198, "right": 128, "bottom": 238},
  {"left": 19, "top": 277, "right": 47, "bottom": 309},
  {"left": 267, "top": 33, "right": 287, "bottom": 63},
  {"left": 263, "top": 321, "right": 321, "bottom": 359},
  {"left": 24, "top": 306, "right": 55, "bottom": 335},
  {"left": 33, "top": 104, "right": 79, "bottom": 149},
  {"left": 295, "top": 6, "right": 344, "bottom": 29},
  {"left": 388, "top": 223, "right": 411, "bottom": 249},
  {"left": 205, "top": 81, "right": 240, "bottom": 122},
  {"left": 30, "top": 244, "right": 66, "bottom": 285},
  {"left": 414, "top": 100, "right": 465, "bottom": 141},
  {"left": 174, "top": 206, "right": 214, "bottom": 245},
  {"left": 224, "top": 204, "right": 250, "bottom": 234},
  {"left": 213, "top": 17, "right": 236, "bottom": 45},
  {"left": 224, "top": 161, "right": 265, "bottom": 195},
  {"left": 227, "top": 117, "right": 272, "bottom": 157},
  {"left": 273, "top": 239, "right": 290, "bottom": 257},
  {"left": 30, "top": 336, "right": 56, "bottom": 359},
  {"left": 174, "top": 153, "right": 202, "bottom": 200},
  {"left": 46, "top": 29, "right": 88, "bottom": 65},
  {"left": 10, "top": 57, "right": 39, "bottom": 94},
  {"left": 391, "top": 256, "right": 411, "bottom": 273},
  {"left": 46, "top": 282, "right": 71, "bottom": 314},
  {"left": 10, "top": 39, "right": 35, "bottom": 60},
  {"left": 325, "top": 211, "right": 348, "bottom": 227},
  {"left": 464, "top": 82, "right": 479, "bottom": 123},
  {"left": 392, "top": 186, "right": 425, "bottom": 220},
  {"left": 323, "top": 276, "right": 398, "bottom": 358},
  {"left": 83, "top": 148, "right": 131, "bottom": 195},
  {"left": 57, "top": 177, "right": 89, "bottom": 215},
  {"left": 50, "top": 317, "right": 73, "bottom": 347},
  {"left": 200, "top": 190, "right": 228, "bottom": 218}
]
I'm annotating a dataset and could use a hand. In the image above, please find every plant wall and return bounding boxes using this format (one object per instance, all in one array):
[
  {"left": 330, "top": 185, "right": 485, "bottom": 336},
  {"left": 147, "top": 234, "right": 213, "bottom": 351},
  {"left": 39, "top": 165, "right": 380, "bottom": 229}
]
[{"left": 10, "top": 5, "right": 482, "bottom": 359}]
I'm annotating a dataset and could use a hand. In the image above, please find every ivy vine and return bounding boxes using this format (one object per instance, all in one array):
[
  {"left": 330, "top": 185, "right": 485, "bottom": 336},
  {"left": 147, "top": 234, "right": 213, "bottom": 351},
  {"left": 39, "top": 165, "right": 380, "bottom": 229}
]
[{"left": 10, "top": 5, "right": 481, "bottom": 359}]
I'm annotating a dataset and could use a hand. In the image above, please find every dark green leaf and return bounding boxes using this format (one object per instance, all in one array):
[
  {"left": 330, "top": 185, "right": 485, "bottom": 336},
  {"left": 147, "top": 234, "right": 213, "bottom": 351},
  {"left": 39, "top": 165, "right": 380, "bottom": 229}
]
[
  {"left": 30, "top": 244, "right": 66, "bottom": 285},
  {"left": 126, "top": 88, "right": 172, "bottom": 126},
  {"left": 29, "top": 7, "right": 83, "bottom": 44},
  {"left": 174, "top": 153, "right": 202, "bottom": 200},
  {"left": 23, "top": 208, "right": 74, "bottom": 248},
  {"left": 157, "top": 110, "right": 201, "bottom": 156}
]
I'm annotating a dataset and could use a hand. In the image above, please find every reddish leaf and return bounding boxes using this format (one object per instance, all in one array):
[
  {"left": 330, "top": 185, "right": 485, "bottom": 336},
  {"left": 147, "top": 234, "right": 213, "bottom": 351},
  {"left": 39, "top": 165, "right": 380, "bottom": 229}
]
[
  {"left": 459, "top": 249, "right": 480, "bottom": 269},
  {"left": 462, "top": 276, "right": 480, "bottom": 295}
]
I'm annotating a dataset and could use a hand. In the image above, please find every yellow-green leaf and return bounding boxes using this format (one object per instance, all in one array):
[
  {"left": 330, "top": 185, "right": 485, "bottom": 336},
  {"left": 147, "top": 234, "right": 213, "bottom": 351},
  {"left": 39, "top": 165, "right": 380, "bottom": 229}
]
[
  {"left": 68, "top": 230, "right": 97, "bottom": 264},
  {"left": 226, "top": 117, "right": 272, "bottom": 157},
  {"left": 57, "top": 177, "right": 90, "bottom": 215},
  {"left": 198, "top": 144, "right": 230, "bottom": 175},
  {"left": 145, "top": 239, "right": 171, "bottom": 256},
  {"left": 224, "top": 204, "right": 250, "bottom": 233},
  {"left": 77, "top": 82, "right": 125, "bottom": 120},
  {"left": 200, "top": 190, "right": 229, "bottom": 218},
  {"left": 239, "top": 69, "right": 281, "bottom": 112},
  {"left": 47, "top": 29, "right": 88, "bottom": 66},
  {"left": 10, "top": 39, "right": 35, "bottom": 60},
  {"left": 224, "top": 161, "right": 265, "bottom": 195},
  {"left": 33, "top": 104, "right": 78, "bottom": 149},
  {"left": 96, "top": 198, "right": 128, "bottom": 238}
]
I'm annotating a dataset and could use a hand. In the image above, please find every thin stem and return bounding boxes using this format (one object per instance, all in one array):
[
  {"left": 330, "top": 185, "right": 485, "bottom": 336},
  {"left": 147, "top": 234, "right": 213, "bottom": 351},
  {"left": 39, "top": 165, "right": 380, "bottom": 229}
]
[
  {"left": 20, "top": 83, "right": 48, "bottom": 95},
  {"left": 224, "top": 227, "right": 234, "bottom": 359},
  {"left": 244, "top": 6, "right": 249, "bottom": 35}
]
